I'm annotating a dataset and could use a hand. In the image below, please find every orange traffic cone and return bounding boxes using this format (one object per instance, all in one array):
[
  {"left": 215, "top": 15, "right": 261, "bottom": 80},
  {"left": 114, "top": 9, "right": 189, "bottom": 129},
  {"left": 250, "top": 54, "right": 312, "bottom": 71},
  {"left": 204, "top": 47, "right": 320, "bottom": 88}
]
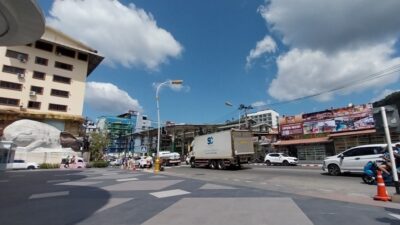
[{"left": 373, "top": 170, "right": 391, "bottom": 201}]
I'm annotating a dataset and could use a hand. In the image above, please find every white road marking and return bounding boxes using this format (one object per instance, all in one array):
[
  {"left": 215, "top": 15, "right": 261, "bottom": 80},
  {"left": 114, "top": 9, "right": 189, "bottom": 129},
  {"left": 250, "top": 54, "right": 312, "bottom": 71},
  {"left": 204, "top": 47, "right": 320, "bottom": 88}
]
[
  {"left": 95, "top": 198, "right": 134, "bottom": 213},
  {"left": 56, "top": 181, "right": 102, "bottom": 186},
  {"left": 117, "top": 178, "right": 138, "bottom": 182},
  {"left": 389, "top": 213, "right": 400, "bottom": 220},
  {"left": 150, "top": 189, "right": 190, "bottom": 198},
  {"left": 233, "top": 179, "right": 240, "bottom": 182},
  {"left": 103, "top": 173, "right": 118, "bottom": 176},
  {"left": 245, "top": 180, "right": 253, "bottom": 183},
  {"left": 47, "top": 179, "right": 70, "bottom": 183},
  {"left": 29, "top": 191, "right": 69, "bottom": 199}
]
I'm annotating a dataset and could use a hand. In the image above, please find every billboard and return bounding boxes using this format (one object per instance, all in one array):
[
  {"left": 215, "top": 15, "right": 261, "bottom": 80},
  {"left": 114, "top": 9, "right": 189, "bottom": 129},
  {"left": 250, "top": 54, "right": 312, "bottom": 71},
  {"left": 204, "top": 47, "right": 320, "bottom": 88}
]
[
  {"left": 281, "top": 123, "right": 303, "bottom": 136},
  {"left": 302, "top": 104, "right": 374, "bottom": 134}
]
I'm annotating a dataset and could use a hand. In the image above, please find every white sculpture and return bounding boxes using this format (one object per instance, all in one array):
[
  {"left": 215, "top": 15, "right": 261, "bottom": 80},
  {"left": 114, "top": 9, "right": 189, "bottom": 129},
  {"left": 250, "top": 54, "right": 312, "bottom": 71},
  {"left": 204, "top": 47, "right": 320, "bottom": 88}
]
[{"left": 3, "top": 119, "right": 62, "bottom": 151}]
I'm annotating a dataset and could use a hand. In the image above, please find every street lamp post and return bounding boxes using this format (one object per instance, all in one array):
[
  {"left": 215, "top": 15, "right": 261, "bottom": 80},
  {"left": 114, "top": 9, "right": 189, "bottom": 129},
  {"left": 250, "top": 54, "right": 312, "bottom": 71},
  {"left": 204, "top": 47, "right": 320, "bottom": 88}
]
[
  {"left": 225, "top": 102, "right": 253, "bottom": 130},
  {"left": 155, "top": 80, "right": 183, "bottom": 173}
]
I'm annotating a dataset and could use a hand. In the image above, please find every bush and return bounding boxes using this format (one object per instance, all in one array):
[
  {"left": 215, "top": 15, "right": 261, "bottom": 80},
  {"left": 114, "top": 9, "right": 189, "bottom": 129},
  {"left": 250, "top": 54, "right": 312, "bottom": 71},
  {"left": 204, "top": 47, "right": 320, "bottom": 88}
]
[
  {"left": 39, "top": 163, "right": 60, "bottom": 169},
  {"left": 91, "top": 161, "right": 108, "bottom": 168}
]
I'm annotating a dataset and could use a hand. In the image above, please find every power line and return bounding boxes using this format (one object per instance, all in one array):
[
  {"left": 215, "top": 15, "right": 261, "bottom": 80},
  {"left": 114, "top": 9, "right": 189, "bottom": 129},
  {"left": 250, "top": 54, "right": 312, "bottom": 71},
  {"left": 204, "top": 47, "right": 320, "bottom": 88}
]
[{"left": 264, "top": 63, "right": 400, "bottom": 107}]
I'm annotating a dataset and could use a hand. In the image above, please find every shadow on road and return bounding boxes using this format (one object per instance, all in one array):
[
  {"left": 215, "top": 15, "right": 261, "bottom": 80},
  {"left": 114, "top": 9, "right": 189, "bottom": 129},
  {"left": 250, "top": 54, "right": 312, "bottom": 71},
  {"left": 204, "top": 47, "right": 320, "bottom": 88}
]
[{"left": 0, "top": 170, "right": 110, "bottom": 225}]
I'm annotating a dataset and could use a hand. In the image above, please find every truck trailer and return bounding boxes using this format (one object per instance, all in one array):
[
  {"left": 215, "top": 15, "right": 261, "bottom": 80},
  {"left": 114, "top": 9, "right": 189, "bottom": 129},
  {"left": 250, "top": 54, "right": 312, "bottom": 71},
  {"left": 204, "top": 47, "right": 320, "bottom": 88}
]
[{"left": 189, "top": 130, "right": 254, "bottom": 169}]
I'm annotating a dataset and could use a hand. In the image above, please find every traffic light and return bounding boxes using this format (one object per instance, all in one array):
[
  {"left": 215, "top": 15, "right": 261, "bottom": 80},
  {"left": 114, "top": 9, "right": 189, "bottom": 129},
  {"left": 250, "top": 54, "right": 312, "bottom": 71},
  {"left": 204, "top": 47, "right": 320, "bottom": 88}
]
[{"left": 373, "top": 105, "right": 400, "bottom": 133}]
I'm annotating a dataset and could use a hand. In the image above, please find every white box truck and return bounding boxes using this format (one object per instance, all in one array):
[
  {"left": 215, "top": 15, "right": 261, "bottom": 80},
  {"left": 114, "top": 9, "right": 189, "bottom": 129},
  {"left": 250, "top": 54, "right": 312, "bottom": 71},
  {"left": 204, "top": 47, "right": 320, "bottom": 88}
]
[{"left": 188, "top": 130, "right": 254, "bottom": 169}]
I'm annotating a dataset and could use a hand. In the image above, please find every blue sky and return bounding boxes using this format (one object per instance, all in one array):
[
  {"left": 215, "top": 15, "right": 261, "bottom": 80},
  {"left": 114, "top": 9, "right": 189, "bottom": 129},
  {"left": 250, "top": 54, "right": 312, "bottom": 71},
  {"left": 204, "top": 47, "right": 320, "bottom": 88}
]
[{"left": 37, "top": 0, "right": 400, "bottom": 124}]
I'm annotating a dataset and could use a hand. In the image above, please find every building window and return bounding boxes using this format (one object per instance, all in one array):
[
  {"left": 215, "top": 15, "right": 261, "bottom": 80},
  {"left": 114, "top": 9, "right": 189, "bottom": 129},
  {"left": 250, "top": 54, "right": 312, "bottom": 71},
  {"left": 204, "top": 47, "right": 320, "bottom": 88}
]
[
  {"left": 30, "top": 86, "right": 43, "bottom": 95},
  {"left": 78, "top": 52, "right": 88, "bottom": 61},
  {"left": 35, "top": 41, "right": 53, "bottom": 52},
  {"left": 28, "top": 101, "right": 41, "bottom": 109},
  {"left": 56, "top": 46, "right": 76, "bottom": 58},
  {"left": 2, "top": 65, "right": 25, "bottom": 75},
  {"left": 32, "top": 71, "right": 45, "bottom": 80},
  {"left": 54, "top": 61, "right": 73, "bottom": 71},
  {"left": 35, "top": 57, "right": 48, "bottom": 66},
  {"left": 0, "top": 97, "right": 19, "bottom": 106},
  {"left": 49, "top": 103, "right": 67, "bottom": 112},
  {"left": 53, "top": 75, "right": 71, "bottom": 84},
  {"left": 5, "top": 50, "right": 28, "bottom": 62},
  {"left": 51, "top": 89, "right": 69, "bottom": 98},
  {"left": 0, "top": 81, "right": 22, "bottom": 91}
]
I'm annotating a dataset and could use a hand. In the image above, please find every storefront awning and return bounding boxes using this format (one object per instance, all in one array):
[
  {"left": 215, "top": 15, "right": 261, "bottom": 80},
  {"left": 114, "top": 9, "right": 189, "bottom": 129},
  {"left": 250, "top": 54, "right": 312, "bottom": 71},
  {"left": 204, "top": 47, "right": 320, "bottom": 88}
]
[
  {"left": 273, "top": 137, "right": 331, "bottom": 146},
  {"left": 328, "top": 129, "right": 376, "bottom": 138}
]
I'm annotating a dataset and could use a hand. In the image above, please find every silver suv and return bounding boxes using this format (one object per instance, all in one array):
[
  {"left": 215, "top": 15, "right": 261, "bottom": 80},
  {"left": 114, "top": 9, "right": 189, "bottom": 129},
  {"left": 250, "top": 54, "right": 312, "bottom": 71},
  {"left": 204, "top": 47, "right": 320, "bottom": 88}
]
[{"left": 322, "top": 144, "right": 386, "bottom": 176}]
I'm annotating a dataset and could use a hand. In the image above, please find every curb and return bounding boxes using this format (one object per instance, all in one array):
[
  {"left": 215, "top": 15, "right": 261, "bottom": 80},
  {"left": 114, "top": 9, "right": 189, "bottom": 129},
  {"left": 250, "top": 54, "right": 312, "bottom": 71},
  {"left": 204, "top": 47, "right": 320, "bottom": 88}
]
[{"left": 249, "top": 163, "right": 322, "bottom": 167}]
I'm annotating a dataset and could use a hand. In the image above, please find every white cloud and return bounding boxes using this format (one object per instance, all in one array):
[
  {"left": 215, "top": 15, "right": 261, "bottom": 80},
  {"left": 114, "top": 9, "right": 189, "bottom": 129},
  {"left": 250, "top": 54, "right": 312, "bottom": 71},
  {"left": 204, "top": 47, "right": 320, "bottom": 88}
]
[
  {"left": 259, "top": 0, "right": 400, "bottom": 53},
  {"left": 268, "top": 43, "right": 400, "bottom": 101},
  {"left": 47, "top": 0, "right": 183, "bottom": 70},
  {"left": 251, "top": 101, "right": 267, "bottom": 108},
  {"left": 246, "top": 35, "right": 277, "bottom": 68},
  {"left": 85, "top": 82, "right": 143, "bottom": 114},
  {"left": 371, "top": 89, "right": 400, "bottom": 103},
  {"left": 256, "top": 0, "right": 400, "bottom": 102}
]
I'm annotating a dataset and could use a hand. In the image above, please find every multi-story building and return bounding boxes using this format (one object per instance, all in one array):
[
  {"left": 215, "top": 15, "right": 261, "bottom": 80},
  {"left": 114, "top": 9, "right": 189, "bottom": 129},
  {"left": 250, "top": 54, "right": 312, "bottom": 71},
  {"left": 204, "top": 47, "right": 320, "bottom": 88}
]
[
  {"left": 0, "top": 26, "right": 103, "bottom": 136},
  {"left": 97, "top": 112, "right": 138, "bottom": 153},
  {"left": 247, "top": 109, "right": 279, "bottom": 129}
]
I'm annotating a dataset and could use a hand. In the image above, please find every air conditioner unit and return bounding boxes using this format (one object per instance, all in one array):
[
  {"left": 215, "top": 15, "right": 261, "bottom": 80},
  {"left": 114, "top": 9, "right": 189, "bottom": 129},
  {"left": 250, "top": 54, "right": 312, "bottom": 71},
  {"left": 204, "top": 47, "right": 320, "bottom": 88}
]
[
  {"left": 29, "top": 91, "right": 36, "bottom": 96},
  {"left": 18, "top": 73, "right": 25, "bottom": 78}
]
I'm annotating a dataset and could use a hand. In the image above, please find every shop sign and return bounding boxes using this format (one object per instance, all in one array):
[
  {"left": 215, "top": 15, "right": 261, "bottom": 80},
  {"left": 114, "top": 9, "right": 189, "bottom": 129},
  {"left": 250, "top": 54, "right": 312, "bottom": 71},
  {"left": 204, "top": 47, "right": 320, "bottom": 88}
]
[{"left": 281, "top": 123, "right": 303, "bottom": 136}]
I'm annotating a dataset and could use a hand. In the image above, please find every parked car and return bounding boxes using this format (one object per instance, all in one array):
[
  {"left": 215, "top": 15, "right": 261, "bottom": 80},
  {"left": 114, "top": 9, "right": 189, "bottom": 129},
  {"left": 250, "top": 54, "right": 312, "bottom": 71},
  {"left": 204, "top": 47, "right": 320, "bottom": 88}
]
[
  {"left": 8, "top": 159, "right": 38, "bottom": 170},
  {"left": 138, "top": 156, "right": 153, "bottom": 168},
  {"left": 159, "top": 151, "right": 181, "bottom": 166},
  {"left": 264, "top": 153, "right": 298, "bottom": 166},
  {"left": 60, "top": 157, "right": 87, "bottom": 169},
  {"left": 109, "top": 158, "right": 121, "bottom": 166},
  {"left": 322, "top": 144, "right": 387, "bottom": 176}
]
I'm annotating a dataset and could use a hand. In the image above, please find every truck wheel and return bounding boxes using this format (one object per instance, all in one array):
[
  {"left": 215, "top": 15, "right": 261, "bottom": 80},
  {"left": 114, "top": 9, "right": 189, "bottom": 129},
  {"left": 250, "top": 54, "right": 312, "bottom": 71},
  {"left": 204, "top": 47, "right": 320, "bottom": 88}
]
[
  {"left": 190, "top": 160, "right": 195, "bottom": 168},
  {"left": 217, "top": 160, "right": 226, "bottom": 170},
  {"left": 209, "top": 160, "right": 217, "bottom": 169}
]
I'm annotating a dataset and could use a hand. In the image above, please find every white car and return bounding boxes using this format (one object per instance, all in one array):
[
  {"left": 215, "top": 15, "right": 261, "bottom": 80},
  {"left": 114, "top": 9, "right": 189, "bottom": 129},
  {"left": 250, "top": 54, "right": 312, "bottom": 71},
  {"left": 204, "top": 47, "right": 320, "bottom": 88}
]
[
  {"left": 264, "top": 153, "right": 298, "bottom": 166},
  {"left": 159, "top": 151, "right": 181, "bottom": 166},
  {"left": 322, "top": 144, "right": 386, "bottom": 176},
  {"left": 8, "top": 159, "right": 38, "bottom": 170},
  {"left": 138, "top": 156, "right": 153, "bottom": 168}
]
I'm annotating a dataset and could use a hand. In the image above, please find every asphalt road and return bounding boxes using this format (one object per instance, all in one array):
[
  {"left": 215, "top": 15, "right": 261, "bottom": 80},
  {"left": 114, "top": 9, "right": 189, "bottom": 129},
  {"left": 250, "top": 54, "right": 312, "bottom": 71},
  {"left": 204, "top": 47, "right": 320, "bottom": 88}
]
[
  {"left": 164, "top": 164, "right": 400, "bottom": 208},
  {"left": 0, "top": 167, "right": 400, "bottom": 225}
]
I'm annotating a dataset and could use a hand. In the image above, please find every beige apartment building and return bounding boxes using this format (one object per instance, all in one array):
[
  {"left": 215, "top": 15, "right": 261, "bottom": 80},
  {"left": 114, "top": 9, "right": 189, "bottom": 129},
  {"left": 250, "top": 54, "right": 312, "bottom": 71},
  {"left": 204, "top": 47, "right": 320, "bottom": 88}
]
[{"left": 0, "top": 27, "right": 103, "bottom": 136}]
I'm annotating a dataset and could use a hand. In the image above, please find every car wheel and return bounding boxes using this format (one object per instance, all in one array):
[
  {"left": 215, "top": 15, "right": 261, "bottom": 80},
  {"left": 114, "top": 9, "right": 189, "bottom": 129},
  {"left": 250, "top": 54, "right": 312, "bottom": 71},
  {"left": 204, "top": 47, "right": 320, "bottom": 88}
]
[
  {"left": 27, "top": 166, "right": 35, "bottom": 170},
  {"left": 282, "top": 160, "right": 289, "bottom": 166},
  {"left": 265, "top": 160, "right": 271, "bottom": 166},
  {"left": 328, "top": 164, "right": 341, "bottom": 176},
  {"left": 190, "top": 159, "right": 195, "bottom": 168}
]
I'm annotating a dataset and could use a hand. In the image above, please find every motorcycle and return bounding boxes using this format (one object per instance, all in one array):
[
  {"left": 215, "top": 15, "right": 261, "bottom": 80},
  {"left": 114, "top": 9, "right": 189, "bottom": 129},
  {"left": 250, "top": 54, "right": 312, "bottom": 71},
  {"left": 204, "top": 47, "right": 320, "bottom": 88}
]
[{"left": 362, "top": 161, "right": 393, "bottom": 185}]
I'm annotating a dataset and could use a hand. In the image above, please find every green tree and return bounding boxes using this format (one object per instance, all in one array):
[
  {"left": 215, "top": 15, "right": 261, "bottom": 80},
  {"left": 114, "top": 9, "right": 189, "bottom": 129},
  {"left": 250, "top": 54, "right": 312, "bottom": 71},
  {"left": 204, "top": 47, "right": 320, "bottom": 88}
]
[{"left": 89, "top": 131, "right": 109, "bottom": 161}]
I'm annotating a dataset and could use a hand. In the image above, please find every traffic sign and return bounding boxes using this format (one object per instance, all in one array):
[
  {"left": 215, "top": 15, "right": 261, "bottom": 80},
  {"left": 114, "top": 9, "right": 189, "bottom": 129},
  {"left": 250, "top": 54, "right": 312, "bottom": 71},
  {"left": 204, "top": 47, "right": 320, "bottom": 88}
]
[{"left": 140, "top": 146, "right": 147, "bottom": 153}]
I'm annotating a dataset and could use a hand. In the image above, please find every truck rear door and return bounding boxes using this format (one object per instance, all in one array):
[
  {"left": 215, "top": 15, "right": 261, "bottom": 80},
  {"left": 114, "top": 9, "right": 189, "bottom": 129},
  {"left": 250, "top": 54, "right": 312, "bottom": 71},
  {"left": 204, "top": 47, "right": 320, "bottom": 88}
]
[{"left": 232, "top": 131, "right": 254, "bottom": 155}]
